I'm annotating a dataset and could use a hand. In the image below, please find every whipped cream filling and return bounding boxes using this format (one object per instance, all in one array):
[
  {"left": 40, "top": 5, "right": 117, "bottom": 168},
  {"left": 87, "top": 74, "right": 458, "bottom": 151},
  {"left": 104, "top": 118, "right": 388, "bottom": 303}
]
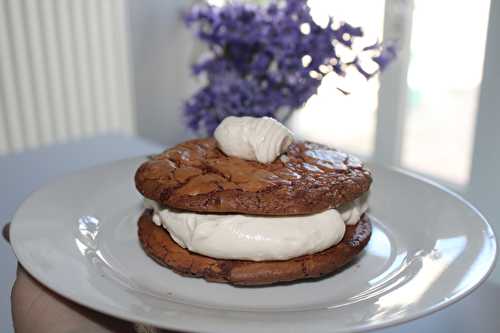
[
  {"left": 144, "top": 195, "right": 368, "bottom": 261},
  {"left": 214, "top": 116, "right": 294, "bottom": 164},
  {"left": 339, "top": 194, "right": 369, "bottom": 225}
]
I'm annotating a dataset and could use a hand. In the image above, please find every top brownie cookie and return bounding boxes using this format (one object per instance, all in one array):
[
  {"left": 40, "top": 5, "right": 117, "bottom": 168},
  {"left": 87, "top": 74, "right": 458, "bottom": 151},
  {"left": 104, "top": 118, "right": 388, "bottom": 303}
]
[{"left": 135, "top": 138, "right": 372, "bottom": 216}]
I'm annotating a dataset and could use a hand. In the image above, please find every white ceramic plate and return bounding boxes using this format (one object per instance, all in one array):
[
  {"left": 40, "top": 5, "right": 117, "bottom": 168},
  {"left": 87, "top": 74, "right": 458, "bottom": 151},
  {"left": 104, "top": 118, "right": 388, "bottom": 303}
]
[{"left": 10, "top": 158, "right": 497, "bottom": 333}]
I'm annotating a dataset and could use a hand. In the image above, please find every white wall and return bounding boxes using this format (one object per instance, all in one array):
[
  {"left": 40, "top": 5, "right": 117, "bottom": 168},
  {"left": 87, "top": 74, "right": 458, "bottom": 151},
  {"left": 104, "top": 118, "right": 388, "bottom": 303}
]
[
  {"left": 467, "top": 0, "right": 500, "bottom": 274},
  {"left": 127, "top": 0, "right": 199, "bottom": 146}
]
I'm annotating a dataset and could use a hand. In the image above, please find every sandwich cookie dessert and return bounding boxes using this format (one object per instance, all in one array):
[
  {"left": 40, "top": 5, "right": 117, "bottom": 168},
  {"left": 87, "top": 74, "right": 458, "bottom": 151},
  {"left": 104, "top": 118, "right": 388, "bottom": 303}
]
[{"left": 135, "top": 116, "right": 372, "bottom": 285}]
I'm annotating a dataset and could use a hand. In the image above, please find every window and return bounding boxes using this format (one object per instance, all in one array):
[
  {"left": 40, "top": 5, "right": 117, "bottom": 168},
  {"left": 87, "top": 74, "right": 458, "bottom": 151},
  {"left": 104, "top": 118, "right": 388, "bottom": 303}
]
[
  {"left": 292, "top": 0, "right": 491, "bottom": 189},
  {"left": 401, "top": 0, "right": 490, "bottom": 186},
  {"left": 289, "top": 0, "right": 386, "bottom": 158}
]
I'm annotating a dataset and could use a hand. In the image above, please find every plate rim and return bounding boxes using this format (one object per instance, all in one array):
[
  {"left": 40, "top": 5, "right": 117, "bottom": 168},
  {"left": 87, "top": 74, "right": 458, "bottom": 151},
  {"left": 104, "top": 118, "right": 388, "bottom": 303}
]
[{"left": 9, "top": 157, "right": 498, "bottom": 333}]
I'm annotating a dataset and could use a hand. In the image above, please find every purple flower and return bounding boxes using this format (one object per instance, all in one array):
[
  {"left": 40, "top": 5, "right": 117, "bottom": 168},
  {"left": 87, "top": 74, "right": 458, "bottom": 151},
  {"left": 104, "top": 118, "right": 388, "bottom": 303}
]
[
  {"left": 372, "top": 42, "right": 397, "bottom": 71},
  {"left": 183, "top": 0, "right": 395, "bottom": 134}
]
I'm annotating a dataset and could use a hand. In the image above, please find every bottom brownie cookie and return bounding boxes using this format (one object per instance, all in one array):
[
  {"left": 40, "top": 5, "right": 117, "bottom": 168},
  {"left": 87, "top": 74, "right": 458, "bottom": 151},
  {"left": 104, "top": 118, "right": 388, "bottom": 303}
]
[{"left": 138, "top": 210, "right": 372, "bottom": 286}]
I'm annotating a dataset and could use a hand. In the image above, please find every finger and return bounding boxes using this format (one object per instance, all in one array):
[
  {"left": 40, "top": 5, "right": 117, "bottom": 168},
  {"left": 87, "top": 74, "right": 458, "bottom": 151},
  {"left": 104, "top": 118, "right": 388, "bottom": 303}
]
[
  {"left": 12, "top": 247, "right": 176, "bottom": 332},
  {"left": 13, "top": 265, "right": 137, "bottom": 333},
  {"left": 11, "top": 265, "right": 48, "bottom": 332},
  {"left": 2, "top": 222, "right": 10, "bottom": 243}
]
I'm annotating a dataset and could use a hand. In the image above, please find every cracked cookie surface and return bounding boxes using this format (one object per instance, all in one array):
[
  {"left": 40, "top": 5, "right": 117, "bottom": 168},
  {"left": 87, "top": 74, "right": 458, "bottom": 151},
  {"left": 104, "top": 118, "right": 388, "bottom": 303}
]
[{"left": 135, "top": 138, "right": 372, "bottom": 215}]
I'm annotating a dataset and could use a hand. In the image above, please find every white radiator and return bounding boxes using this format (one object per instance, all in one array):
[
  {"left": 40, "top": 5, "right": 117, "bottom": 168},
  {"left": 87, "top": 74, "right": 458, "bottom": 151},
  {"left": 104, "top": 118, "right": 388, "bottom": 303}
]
[{"left": 0, "top": 0, "right": 135, "bottom": 155}]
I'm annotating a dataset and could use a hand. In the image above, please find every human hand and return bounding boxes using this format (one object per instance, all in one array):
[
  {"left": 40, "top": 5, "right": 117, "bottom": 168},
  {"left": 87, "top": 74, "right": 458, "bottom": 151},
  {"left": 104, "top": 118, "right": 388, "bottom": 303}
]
[
  {"left": 5, "top": 223, "right": 165, "bottom": 333},
  {"left": 12, "top": 264, "right": 137, "bottom": 333}
]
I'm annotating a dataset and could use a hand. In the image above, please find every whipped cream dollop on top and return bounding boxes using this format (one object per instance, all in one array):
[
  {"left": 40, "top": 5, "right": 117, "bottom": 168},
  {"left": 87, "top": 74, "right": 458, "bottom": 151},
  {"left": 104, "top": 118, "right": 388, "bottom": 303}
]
[
  {"left": 144, "top": 197, "right": 369, "bottom": 261},
  {"left": 214, "top": 116, "right": 294, "bottom": 164}
]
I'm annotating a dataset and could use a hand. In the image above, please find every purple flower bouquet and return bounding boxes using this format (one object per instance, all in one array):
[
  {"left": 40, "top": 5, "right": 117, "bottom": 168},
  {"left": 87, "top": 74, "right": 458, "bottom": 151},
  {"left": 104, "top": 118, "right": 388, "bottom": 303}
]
[{"left": 183, "top": 0, "right": 395, "bottom": 134}]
